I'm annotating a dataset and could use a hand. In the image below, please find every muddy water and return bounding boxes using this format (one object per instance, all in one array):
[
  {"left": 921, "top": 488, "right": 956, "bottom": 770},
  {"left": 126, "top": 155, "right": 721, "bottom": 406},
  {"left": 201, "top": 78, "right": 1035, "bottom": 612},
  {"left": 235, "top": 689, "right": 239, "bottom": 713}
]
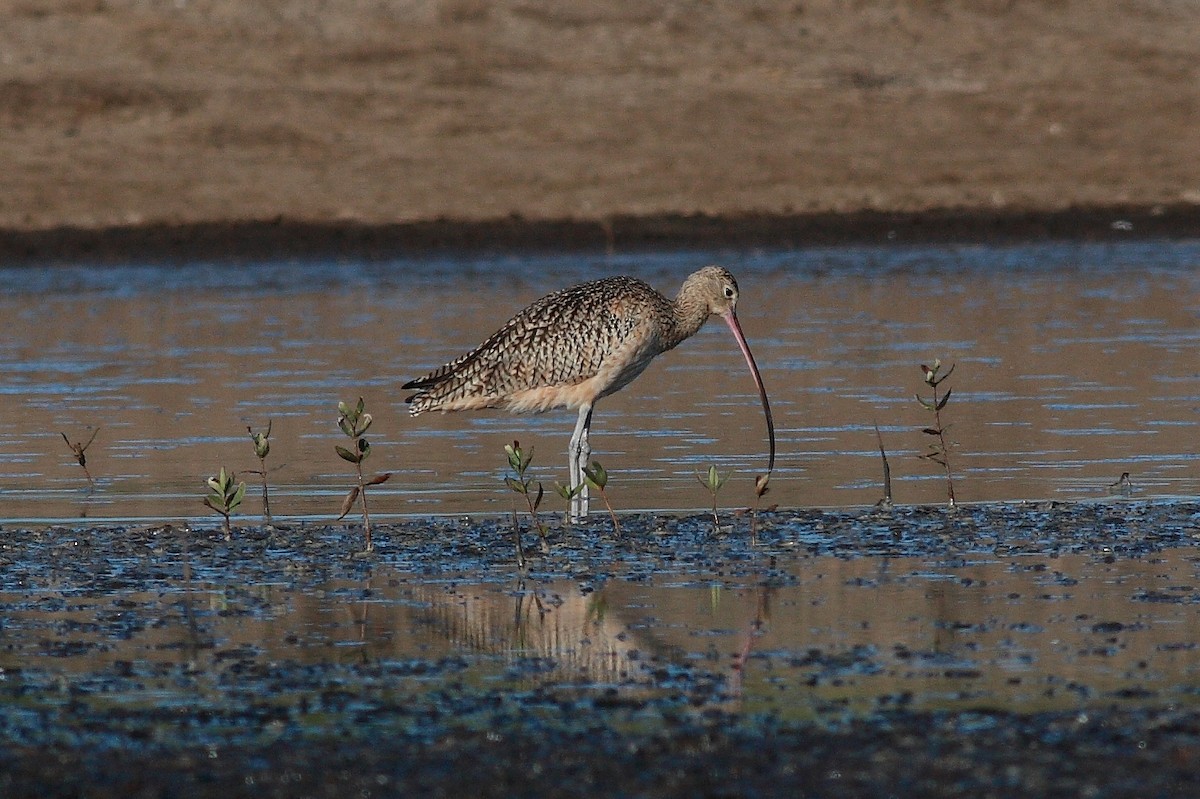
[
  {"left": 2, "top": 239, "right": 1198, "bottom": 522},
  {"left": 3, "top": 533, "right": 1198, "bottom": 720}
]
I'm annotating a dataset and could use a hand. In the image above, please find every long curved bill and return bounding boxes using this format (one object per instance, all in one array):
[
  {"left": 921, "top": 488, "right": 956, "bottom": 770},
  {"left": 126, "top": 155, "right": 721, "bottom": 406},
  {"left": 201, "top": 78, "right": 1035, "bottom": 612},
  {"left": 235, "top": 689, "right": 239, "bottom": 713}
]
[{"left": 721, "top": 310, "right": 776, "bottom": 474}]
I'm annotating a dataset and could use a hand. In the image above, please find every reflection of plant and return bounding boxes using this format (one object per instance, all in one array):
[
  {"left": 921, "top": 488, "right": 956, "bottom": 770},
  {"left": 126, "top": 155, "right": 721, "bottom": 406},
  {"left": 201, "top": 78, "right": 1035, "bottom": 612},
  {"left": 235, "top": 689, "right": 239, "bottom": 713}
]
[
  {"left": 585, "top": 591, "right": 608, "bottom": 625},
  {"left": 504, "top": 441, "right": 548, "bottom": 560},
  {"left": 697, "top": 464, "right": 729, "bottom": 530},
  {"left": 335, "top": 397, "right": 391, "bottom": 553},
  {"left": 61, "top": 428, "right": 100, "bottom": 487},
  {"left": 582, "top": 461, "right": 621, "bottom": 537},
  {"left": 246, "top": 421, "right": 273, "bottom": 528},
  {"left": 917, "top": 359, "right": 956, "bottom": 507},
  {"left": 203, "top": 467, "right": 245, "bottom": 541}
]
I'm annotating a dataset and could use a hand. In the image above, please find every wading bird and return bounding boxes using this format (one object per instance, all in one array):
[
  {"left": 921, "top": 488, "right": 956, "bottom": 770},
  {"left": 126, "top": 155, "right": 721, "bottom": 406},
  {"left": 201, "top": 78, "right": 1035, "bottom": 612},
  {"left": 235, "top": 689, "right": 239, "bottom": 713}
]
[{"left": 403, "top": 266, "right": 775, "bottom": 519}]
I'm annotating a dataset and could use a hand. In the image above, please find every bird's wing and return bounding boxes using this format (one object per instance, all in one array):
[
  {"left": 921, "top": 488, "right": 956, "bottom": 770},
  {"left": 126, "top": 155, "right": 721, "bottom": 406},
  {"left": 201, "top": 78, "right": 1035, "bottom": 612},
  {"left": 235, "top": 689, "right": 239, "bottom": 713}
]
[{"left": 404, "top": 277, "right": 658, "bottom": 413}]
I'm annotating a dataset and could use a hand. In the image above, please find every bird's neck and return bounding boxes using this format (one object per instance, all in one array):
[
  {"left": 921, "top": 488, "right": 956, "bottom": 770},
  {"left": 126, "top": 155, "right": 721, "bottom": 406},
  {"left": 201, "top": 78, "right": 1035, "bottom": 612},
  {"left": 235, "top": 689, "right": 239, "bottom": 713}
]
[{"left": 669, "top": 289, "right": 711, "bottom": 347}]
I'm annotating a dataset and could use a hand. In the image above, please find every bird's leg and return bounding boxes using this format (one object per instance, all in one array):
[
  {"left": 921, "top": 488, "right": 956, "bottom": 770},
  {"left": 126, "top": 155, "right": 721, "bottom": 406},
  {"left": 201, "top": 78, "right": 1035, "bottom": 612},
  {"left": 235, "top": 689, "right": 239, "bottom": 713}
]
[{"left": 568, "top": 405, "right": 593, "bottom": 521}]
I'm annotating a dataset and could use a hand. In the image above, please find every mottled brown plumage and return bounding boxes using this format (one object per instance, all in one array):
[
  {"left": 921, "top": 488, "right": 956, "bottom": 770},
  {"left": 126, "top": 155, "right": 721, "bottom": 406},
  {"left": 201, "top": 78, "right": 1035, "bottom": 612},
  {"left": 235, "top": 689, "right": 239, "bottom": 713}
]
[{"left": 403, "top": 266, "right": 775, "bottom": 519}]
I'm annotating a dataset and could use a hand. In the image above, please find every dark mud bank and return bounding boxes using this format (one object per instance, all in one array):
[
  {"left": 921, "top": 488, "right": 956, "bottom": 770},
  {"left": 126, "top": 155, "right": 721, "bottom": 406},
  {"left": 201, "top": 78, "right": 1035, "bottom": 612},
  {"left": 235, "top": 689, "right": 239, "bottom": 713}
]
[{"left": 4, "top": 203, "right": 1199, "bottom": 266}]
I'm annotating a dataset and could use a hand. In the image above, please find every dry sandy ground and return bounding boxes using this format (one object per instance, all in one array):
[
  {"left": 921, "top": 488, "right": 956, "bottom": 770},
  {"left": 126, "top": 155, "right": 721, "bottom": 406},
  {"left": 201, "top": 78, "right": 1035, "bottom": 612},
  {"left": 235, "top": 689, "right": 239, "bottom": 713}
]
[{"left": 2, "top": 0, "right": 1199, "bottom": 249}]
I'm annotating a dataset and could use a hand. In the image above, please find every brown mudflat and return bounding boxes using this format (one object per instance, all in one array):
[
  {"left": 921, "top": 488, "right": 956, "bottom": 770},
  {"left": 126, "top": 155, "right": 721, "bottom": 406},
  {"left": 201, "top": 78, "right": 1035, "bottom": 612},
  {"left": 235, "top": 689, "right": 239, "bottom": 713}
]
[{"left": 2, "top": 1, "right": 1198, "bottom": 261}]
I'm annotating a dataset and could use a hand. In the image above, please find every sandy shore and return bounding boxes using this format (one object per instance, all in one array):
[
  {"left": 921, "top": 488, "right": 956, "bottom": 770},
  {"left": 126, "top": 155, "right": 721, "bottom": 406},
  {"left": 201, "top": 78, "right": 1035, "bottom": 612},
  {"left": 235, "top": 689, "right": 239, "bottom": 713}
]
[{"left": 3, "top": 1, "right": 1198, "bottom": 258}]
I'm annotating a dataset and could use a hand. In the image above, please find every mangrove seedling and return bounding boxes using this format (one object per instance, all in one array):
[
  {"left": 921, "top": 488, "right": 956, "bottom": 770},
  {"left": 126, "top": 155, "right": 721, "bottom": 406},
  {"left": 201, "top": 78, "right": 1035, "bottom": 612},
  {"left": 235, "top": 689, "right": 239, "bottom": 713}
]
[
  {"left": 581, "top": 460, "right": 621, "bottom": 537},
  {"left": 1108, "top": 471, "right": 1134, "bottom": 495},
  {"left": 697, "top": 464, "right": 730, "bottom": 530},
  {"left": 916, "top": 359, "right": 956, "bottom": 507},
  {"left": 750, "top": 472, "right": 771, "bottom": 543},
  {"left": 335, "top": 396, "right": 391, "bottom": 553},
  {"left": 554, "top": 480, "right": 585, "bottom": 524},
  {"left": 203, "top": 467, "right": 246, "bottom": 541},
  {"left": 246, "top": 420, "right": 273, "bottom": 528},
  {"left": 504, "top": 440, "right": 549, "bottom": 561},
  {"left": 61, "top": 428, "right": 99, "bottom": 487}
]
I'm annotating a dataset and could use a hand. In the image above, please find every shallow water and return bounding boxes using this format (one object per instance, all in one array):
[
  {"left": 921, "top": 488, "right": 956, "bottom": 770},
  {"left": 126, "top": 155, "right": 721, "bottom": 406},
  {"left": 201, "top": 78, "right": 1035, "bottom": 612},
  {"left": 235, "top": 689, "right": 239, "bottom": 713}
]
[
  {"left": 2, "top": 238, "right": 1199, "bottom": 522},
  {"left": 4, "top": 531, "right": 1199, "bottom": 720}
]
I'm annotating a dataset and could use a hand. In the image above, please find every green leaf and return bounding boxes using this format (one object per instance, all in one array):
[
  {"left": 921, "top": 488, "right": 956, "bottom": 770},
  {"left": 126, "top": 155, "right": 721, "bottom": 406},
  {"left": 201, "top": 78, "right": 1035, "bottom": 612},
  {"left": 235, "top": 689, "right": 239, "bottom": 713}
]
[
  {"left": 336, "top": 445, "right": 361, "bottom": 463},
  {"left": 229, "top": 481, "right": 246, "bottom": 512},
  {"left": 533, "top": 482, "right": 544, "bottom": 511},
  {"left": 554, "top": 481, "right": 582, "bottom": 500},
  {"left": 253, "top": 437, "right": 270, "bottom": 459},
  {"left": 915, "top": 394, "right": 937, "bottom": 410},
  {"left": 936, "top": 387, "right": 953, "bottom": 410},
  {"left": 338, "top": 416, "right": 355, "bottom": 438},
  {"left": 582, "top": 461, "right": 607, "bottom": 489},
  {"left": 704, "top": 464, "right": 729, "bottom": 491},
  {"left": 356, "top": 413, "right": 373, "bottom": 436},
  {"left": 504, "top": 476, "right": 526, "bottom": 494}
]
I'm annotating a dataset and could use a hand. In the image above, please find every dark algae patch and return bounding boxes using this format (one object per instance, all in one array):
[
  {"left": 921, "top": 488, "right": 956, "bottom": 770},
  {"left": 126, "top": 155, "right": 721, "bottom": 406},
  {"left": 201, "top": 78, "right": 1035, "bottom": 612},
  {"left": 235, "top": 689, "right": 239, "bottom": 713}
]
[{"left": 1, "top": 501, "right": 1199, "bottom": 797}]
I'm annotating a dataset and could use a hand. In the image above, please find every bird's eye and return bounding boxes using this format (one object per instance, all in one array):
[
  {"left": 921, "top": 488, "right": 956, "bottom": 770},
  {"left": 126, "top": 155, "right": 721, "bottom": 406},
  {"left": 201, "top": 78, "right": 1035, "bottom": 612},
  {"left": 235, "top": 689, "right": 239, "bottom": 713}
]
[{"left": 724, "top": 286, "right": 735, "bottom": 299}]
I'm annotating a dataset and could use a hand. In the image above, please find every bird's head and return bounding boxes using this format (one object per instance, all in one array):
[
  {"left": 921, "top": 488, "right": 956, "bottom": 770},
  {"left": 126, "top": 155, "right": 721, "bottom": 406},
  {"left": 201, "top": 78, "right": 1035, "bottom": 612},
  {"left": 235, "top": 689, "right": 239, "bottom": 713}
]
[{"left": 685, "top": 265, "right": 741, "bottom": 319}]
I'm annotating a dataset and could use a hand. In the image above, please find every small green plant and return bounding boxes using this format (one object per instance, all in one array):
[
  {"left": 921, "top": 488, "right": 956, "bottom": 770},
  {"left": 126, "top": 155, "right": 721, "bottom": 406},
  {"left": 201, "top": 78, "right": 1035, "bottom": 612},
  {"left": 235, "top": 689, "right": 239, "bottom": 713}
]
[
  {"left": 61, "top": 428, "right": 100, "bottom": 487},
  {"left": 553, "top": 480, "right": 585, "bottom": 523},
  {"left": 335, "top": 397, "right": 391, "bottom": 553},
  {"left": 582, "top": 460, "right": 621, "bottom": 537},
  {"left": 203, "top": 467, "right": 246, "bottom": 541},
  {"left": 749, "top": 472, "right": 770, "bottom": 543},
  {"left": 246, "top": 421, "right": 273, "bottom": 528},
  {"left": 697, "top": 464, "right": 730, "bottom": 530},
  {"left": 1108, "top": 471, "right": 1133, "bottom": 495},
  {"left": 916, "top": 359, "right": 956, "bottom": 507},
  {"left": 504, "top": 441, "right": 549, "bottom": 564}
]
